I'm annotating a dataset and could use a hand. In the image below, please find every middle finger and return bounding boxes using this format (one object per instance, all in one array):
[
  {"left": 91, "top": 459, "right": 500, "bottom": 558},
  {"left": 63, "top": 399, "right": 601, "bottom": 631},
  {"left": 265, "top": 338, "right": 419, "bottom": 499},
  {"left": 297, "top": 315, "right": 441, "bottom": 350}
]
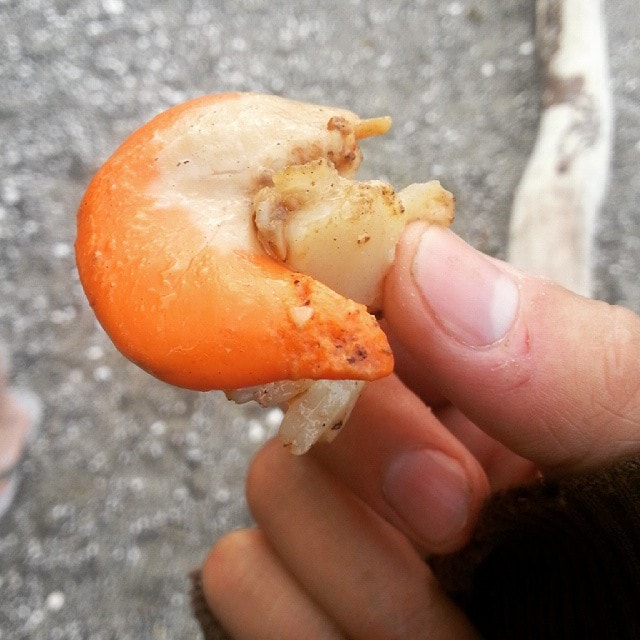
[{"left": 311, "top": 375, "right": 490, "bottom": 554}]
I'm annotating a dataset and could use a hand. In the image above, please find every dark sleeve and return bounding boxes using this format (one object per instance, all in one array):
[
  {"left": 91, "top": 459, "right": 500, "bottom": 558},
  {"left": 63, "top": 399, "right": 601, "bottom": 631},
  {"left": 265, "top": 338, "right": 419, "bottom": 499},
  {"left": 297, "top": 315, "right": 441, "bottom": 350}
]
[
  {"left": 430, "top": 456, "right": 640, "bottom": 640},
  {"left": 190, "top": 570, "right": 232, "bottom": 640}
]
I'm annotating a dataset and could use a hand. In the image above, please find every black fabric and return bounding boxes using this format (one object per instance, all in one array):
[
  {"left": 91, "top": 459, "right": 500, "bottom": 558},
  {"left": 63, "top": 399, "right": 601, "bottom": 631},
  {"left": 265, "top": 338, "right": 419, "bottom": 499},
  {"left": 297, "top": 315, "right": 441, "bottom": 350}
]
[{"left": 431, "top": 456, "right": 640, "bottom": 639}]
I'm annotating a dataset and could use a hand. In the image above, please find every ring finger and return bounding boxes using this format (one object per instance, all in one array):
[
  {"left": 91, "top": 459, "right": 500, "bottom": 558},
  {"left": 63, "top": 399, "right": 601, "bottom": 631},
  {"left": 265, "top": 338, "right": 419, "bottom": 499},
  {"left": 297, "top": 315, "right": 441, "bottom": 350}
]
[{"left": 201, "top": 528, "right": 345, "bottom": 639}]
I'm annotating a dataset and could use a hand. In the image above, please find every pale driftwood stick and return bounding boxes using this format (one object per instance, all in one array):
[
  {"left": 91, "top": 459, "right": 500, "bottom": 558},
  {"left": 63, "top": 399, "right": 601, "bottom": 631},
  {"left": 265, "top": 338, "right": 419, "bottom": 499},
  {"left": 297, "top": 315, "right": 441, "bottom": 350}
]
[{"left": 508, "top": 0, "right": 613, "bottom": 297}]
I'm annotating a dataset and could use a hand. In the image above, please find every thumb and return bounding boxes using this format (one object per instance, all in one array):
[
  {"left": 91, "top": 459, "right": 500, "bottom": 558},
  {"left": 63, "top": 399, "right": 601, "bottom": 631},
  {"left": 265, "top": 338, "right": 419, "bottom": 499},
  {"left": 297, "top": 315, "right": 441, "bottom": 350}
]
[{"left": 385, "top": 224, "right": 640, "bottom": 476}]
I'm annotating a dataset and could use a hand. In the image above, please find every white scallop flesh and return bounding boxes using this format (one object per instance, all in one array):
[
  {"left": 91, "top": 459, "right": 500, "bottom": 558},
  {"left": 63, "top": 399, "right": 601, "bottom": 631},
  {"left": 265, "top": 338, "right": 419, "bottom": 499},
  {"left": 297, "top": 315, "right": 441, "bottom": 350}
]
[
  {"left": 236, "top": 161, "right": 453, "bottom": 455},
  {"left": 228, "top": 379, "right": 365, "bottom": 455},
  {"left": 253, "top": 159, "right": 454, "bottom": 309}
]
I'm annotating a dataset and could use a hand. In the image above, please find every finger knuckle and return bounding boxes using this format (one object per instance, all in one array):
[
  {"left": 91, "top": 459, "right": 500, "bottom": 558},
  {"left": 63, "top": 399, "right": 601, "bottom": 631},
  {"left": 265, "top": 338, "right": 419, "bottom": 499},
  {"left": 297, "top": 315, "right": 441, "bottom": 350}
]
[{"left": 597, "top": 304, "right": 640, "bottom": 423}]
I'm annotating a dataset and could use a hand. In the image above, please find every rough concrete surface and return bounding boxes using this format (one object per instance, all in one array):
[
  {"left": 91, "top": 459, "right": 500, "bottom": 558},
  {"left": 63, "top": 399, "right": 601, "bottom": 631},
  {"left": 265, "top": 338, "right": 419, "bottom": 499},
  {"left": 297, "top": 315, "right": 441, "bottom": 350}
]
[{"left": 0, "top": 1, "right": 638, "bottom": 638}]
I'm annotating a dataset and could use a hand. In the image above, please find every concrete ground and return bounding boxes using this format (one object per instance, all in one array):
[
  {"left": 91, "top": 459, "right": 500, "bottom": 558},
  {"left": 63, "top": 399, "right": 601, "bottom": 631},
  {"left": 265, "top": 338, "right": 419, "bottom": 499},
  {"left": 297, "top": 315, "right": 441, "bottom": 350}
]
[{"left": 0, "top": 0, "right": 638, "bottom": 637}]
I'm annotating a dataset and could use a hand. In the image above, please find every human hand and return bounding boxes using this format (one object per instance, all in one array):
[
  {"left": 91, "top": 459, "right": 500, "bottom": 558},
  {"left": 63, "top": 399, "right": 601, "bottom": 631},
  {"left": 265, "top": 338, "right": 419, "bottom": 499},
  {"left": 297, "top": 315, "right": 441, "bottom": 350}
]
[{"left": 198, "top": 224, "right": 640, "bottom": 639}]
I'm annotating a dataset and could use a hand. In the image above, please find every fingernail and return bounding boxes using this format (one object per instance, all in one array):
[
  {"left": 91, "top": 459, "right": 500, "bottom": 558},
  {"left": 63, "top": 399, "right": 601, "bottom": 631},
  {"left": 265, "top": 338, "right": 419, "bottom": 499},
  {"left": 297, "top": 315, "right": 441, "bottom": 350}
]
[
  {"left": 383, "top": 449, "right": 470, "bottom": 545},
  {"left": 412, "top": 227, "right": 519, "bottom": 347}
]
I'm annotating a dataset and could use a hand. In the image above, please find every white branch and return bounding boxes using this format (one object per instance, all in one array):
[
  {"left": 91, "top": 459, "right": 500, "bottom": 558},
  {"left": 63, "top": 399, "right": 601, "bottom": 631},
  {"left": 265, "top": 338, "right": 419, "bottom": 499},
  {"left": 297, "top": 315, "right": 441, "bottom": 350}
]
[{"left": 508, "top": 0, "right": 613, "bottom": 297}]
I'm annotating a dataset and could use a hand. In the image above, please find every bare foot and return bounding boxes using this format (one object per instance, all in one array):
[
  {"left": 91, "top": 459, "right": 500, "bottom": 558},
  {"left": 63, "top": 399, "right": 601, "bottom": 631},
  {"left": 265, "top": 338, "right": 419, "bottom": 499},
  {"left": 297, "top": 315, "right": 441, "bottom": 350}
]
[
  {"left": 0, "top": 387, "right": 42, "bottom": 518},
  {"left": 0, "top": 391, "right": 32, "bottom": 473}
]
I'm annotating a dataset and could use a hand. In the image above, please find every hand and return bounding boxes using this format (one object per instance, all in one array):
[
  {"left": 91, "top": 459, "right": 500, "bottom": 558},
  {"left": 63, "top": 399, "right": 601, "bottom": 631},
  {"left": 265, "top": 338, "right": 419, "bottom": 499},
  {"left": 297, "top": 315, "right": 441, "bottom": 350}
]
[{"left": 199, "top": 225, "right": 640, "bottom": 639}]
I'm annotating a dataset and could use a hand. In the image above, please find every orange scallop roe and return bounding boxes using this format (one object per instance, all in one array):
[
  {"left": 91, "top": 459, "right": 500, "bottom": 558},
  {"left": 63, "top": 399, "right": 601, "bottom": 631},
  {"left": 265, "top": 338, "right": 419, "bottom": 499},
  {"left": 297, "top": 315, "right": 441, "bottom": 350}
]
[{"left": 75, "top": 93, "right": 393, "bottom": 391}]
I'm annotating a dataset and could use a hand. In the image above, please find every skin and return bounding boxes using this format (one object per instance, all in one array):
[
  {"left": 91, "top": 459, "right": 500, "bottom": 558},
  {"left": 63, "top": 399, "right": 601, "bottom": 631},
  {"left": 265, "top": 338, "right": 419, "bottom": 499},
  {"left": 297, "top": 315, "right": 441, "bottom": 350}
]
[
  {"left": 201, "top": 224, "right": 640, "bottom": 639},
  {"left": 0, "top": 371, "right": 31, "bottom": 478}
]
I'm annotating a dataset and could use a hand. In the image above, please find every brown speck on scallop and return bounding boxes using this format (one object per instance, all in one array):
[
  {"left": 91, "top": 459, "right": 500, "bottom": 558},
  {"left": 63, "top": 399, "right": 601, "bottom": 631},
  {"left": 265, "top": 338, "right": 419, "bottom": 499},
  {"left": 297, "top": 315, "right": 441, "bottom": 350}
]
[
  {"left": 327, "top": 116, "right": 352, "bottom": 133},
  {"left": 343, "top": 151, "right": 356, "bottom": 163},
  {"left": 347, "top": 347, "right": 368, "bottom": 365}
]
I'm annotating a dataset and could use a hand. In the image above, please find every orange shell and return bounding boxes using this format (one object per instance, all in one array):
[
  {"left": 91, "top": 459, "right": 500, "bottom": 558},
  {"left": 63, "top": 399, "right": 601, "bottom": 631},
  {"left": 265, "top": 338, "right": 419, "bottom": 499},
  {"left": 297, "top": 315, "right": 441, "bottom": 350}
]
[{"left": 75, "top": 94, "right": 393, "bottom": 391}]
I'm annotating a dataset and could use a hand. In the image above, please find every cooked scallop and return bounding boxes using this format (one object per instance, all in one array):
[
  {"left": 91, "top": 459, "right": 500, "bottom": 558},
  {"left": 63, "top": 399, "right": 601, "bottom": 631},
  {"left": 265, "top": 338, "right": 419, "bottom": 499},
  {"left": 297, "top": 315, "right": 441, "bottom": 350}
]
[{"left": 75, "top": 92, "right": 453, "bottom": 453}]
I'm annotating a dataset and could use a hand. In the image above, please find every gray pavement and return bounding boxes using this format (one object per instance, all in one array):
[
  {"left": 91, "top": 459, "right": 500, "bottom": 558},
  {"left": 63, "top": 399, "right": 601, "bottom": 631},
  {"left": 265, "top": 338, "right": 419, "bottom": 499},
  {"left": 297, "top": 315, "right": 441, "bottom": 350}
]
[{"left": 0, "top": 1, "right": 639, "bottom": 638}]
